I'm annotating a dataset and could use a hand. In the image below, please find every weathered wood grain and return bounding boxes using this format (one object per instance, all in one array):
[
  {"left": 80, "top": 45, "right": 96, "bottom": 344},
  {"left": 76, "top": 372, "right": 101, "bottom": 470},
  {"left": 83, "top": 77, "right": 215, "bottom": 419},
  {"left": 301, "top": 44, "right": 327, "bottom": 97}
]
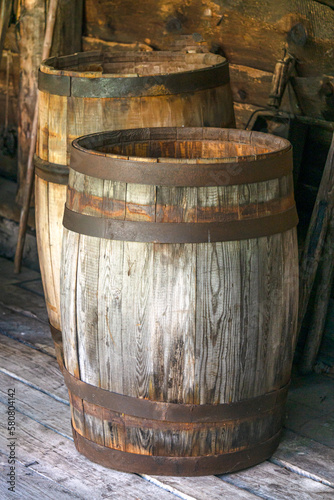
[
  {"left": 17, "top": 0, "right": 83, "bottom": 204},
  {"left": 0, "top": 363, "right": 262, "bottom": 498},
  {"left": 37, "top": 90, "right": 50, "bottom": 161},
  {"left": 0, "top": 405, "right": 177, "bottom": 500},
  {"left": 35, "top": 177, "right": 58, "bottom": 329},
  {"left": 0, "top": 333, "right": 68, "bottom": 402},
  {"left": 0, "top": 455, "right": 83, "bottom": 500},
  {"left": 61, "top": 129, "right": 298, "bottom": 467},
  {"left": 220, "top": 460, "right": 334, "bottom": 499},
  {"left": 152, "top": 243, "right": 196, "bottom": 404},
  {"left": 0, "top": 302, "right": 54, "bottom": 355},
  {"left": 37, "top": 51, "right": 235, "bottom": 337},
  {"left": 144, "top": 475, "right": 261, "bottom": 499},
  {"left": 84, "top": 0, "right": 334, "bottom": 77},
  {"left": 273, "top": 429, "right": 334, "bottom": 487},
  {"left": 0, "top": 371, "right": 71, "bottom": 437},
  {"left": 1, "top": 313, "right": 333, "bottom": 496},
  {"left": 60, "top": 228, "right": 80, "bottom": 379}
]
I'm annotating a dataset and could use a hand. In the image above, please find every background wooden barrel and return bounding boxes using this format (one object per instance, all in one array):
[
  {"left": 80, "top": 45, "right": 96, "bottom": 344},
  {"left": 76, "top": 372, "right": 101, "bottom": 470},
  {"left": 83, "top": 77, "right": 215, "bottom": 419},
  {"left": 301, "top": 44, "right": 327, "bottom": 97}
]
[
  {"left": 35, "top": 50, "right": 235, "bottom": 334},
  {"left": 60, "top": 127, "right": 299, "bottom": 476}
]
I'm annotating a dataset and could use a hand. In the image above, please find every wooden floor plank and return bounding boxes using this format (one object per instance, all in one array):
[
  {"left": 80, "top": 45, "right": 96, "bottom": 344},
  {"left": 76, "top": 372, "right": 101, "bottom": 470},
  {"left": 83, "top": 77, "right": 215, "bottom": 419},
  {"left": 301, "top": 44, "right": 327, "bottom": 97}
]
[
  {"left": 142, "top": 475, "right": 260, "bottom": 499},
  {"left": 0, "top": 256, "right": 40, "bottom": 286},
  {"left": 1, "top": 325, "right": 334, "bottom": 496},
  {"left": 219, "top": 461, "right": 334, "bottom": 499},
  {"left": 0, "top": 356, "right": 260, "bottom": 499},
  {"left": 0, "top": 285, "right": 48, "bottom": 325},
  {"left": 0, "top": 371, "right": 71, "bottom": 437},
  {"left": 0, "top": 333, "right": 68, "bottom": 403},
  {"left": 272, "top": 429, "right": 334, "bottom": 487},
  {"left": 0, "top": 454, "right": 83, "bottom": 500},
  {"left": 0, "top": 302, "right": 55, "bottom": 356},
  {"left": 0, "top": 405, "right": 177, "bottom": 500},
  {"left": 0, "top": 257, "right": 48, "bottom": 324},
  {"left": 1, "top": 257, "right": 334, "bottom": 498}
]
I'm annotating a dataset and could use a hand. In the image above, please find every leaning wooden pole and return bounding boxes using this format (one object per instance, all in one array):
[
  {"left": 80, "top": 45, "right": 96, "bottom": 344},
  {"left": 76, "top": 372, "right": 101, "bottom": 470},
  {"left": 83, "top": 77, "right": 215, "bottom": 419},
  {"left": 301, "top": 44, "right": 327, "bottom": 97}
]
[
  {"left": 14, "top": 0, "right": 58, "bottom": 273},
  {"left": 297, "top": 133, "right": 334, "bottom": 337},
  {"left": 300, "top": 214, "right": 334, "bottom": 373}
]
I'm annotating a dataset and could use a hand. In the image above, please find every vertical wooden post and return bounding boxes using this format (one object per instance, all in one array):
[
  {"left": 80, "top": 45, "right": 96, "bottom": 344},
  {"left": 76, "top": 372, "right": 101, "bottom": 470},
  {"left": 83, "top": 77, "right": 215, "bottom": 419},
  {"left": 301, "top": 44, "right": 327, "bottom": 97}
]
[
  {"left": 16, "top": 0, "right": 83, "bottom": 206},
  {"left": 14, "top": 0, "right": 58, "bottom": 274},
  {"left": 16, "top": 0, "right": 45, "bottom": 206},
  {"left": 14, "top": 0, "right": 82, "bottom": 272}
]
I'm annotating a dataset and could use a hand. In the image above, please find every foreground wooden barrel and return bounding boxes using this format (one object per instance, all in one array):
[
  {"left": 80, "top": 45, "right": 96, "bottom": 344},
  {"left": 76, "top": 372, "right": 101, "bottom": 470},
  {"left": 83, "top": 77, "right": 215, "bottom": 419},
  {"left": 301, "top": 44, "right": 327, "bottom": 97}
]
[
  {"left": 60, "top": 127, "right": 299, "bottom": 476},
  {"left": 34, "top": 50, "right": 235, "bottom": 335}
]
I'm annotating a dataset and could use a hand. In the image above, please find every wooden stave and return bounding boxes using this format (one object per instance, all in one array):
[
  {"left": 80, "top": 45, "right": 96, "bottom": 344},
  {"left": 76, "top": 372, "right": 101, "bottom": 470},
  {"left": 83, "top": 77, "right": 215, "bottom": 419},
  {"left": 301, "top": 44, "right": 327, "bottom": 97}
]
[
  {"left": 35, "top": 54, "right": 236, "bottom": 335},
  {"left": 60, "top": 128, "right": 299, "bottom": 473}
]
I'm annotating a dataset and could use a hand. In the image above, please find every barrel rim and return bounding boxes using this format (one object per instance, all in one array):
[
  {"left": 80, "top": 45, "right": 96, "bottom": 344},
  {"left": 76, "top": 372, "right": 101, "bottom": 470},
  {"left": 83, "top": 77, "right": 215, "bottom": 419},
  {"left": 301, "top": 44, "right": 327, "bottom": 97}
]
[
  {"left": 70, "top": 127, "right": 293, "bottom": 186},
  {"left": 38, "top": 51, "right": 230, "bottom": 98},
  {"left": 40, "top": 50, "right": 226, "bottom": 77},
  {"left": 73, "top": 127, "right": 291, "bottom": 163}
]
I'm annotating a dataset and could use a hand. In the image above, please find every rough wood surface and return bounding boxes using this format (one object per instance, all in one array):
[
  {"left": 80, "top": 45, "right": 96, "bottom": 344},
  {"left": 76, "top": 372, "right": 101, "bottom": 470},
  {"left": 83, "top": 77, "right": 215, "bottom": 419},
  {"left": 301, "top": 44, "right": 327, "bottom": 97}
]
[
  {"left": 37, "top": 52, "right": 235, "bottom": 333},
  {"left": 0, "top": 456, "right": 83, "bottom": 500},
  {"left": 220, "top": 460, "right": 334, "bottom": 499},
  {"left": 0, "top": 338, "right": 261, "bottom": 498},
  {"left": 273, "top": 429, "right": 334, "bottom": 487},
  {"left": 0, "top": 405, "right": 177, "bottom": 500},
  {"left": 0, "top": 370, "right": 71, "bottom": 436},
  {"left": 0, "top": 329, "right": 332, "bottom": 498},
  {"left": 0, "top": 333, "right": 68, "bottom": 402},
  {"left": 2, "top": 326, "right": 334, "bottom": 491},
  {"left": 35, "top": 177, "right": 58, "bottom": 329},
  {"left": 16, "top": 0, "right": 83, "bottom": 204},
  {"left": 17, "top": 0, "right": 45, "bottom": 205},
  {"left": 61, "top": 130, "right": 299, "bottom": 463},
  {"left": 84, "top": 0, "right": 334, "bottom": 77},
  {"left": 0, "top": 258, "right": 333, "bottom": 497}
]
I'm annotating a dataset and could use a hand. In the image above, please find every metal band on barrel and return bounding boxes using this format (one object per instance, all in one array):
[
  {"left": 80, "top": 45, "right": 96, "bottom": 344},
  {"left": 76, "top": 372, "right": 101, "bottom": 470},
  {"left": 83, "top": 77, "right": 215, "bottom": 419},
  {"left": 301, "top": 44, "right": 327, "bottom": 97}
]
[
  {"left": 34, "top": 155, "right": 69, "bottom": 185},
  {"left": 63, "top": 205, "right": 298, "bottom": 244},
  {"left": 70, "top": 143, "right": 293, "bottom": 187},
  {"left": 50, "top": 303, "right": 289, "bottom": 424},
  {"left": 72, "top": 426, "right": 282, "bottom": 476},
  {"left": 38, "top": 61, "right": 230, "bottom": 98}
]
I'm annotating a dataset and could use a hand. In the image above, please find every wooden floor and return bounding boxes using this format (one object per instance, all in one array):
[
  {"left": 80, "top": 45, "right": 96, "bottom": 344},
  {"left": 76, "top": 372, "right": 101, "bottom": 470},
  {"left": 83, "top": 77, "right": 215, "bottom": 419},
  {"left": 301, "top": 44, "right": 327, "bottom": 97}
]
[{"left": 0, "top": 256, "right": 333, "bottom": 499}]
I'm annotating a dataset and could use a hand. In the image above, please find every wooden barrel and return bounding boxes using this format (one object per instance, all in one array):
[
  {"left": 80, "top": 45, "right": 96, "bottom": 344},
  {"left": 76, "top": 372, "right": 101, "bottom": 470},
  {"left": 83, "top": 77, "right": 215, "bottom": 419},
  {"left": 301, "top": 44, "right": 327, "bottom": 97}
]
[
  {"left": 35, "top": 50, "right": 235, "bottom": 336},
  {"left": 60, "top": 127, "right": 299, "bottom": 476}
]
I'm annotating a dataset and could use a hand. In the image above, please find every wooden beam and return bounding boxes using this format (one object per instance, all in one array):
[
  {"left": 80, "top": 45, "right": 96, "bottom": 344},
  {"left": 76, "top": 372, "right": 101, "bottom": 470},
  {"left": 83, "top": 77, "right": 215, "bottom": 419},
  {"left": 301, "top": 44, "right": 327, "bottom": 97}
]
[
  {"left": 298, "top": 134, "right": 334, "bottom": 339},
  {"left": 300, "top": 215, "right": 334, "bottom": 373}
]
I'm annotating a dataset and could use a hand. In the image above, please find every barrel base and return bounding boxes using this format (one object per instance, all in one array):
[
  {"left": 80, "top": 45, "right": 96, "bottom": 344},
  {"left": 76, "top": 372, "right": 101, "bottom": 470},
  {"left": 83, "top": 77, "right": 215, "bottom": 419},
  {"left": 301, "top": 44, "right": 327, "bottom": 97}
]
[{"left": 72, "top": 425, "right": 281, "bottom": 476}]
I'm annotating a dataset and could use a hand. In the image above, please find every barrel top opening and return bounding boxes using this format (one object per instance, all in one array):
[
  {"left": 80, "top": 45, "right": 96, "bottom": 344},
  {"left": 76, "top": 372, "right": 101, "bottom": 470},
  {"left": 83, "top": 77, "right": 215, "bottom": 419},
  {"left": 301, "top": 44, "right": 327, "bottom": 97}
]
[
  {"left": 40, "top": 50, "right": 227, "bottom": 78},
  {"left": 73, "top": 127, "right": 292, "bottom": 166}
]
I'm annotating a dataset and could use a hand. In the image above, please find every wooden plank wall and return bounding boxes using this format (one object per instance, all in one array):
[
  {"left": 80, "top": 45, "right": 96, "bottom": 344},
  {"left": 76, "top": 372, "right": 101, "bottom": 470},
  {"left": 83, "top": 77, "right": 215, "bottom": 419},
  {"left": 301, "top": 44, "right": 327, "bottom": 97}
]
[{"left": 83, "top": 0, "right": 334, "bottom": 128}]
